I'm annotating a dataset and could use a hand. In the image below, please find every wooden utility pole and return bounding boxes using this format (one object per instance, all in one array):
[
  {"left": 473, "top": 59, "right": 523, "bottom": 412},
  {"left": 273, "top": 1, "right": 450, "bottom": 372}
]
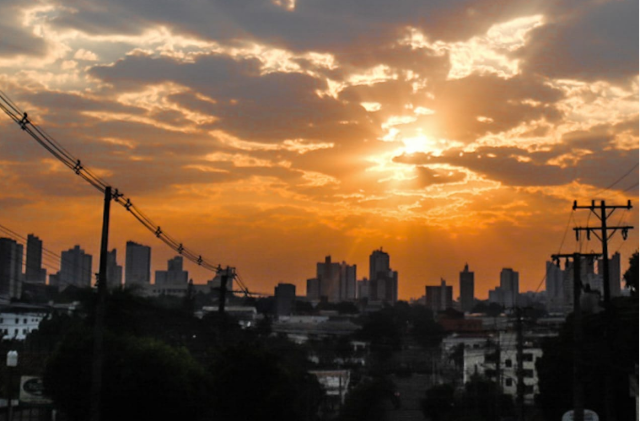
[
  {"left": 515, "top": 307, "right": 525, "bottom": 421},
  {"left": 552, "top": 252, "right": 600, "bottom": 421},
  {"left": 90, "top": 186, "right": 112, "bottom": 421},
  {"left": 573, "top": 200, "right": 633, "bottom": 421}
]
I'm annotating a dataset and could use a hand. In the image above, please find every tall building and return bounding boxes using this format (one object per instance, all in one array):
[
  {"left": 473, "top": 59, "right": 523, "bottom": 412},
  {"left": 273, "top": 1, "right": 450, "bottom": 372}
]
[
  {"left": 0, "top": 238, "right": 23, "bottom": 299},
  {"left": 459, "top": 263, "right": 474, "bottom": 312},
  {"left": 500, "top": 268, "right": 519, "bottom": 308},
  {"left": 57, "top": 245, "right": 92, "bottom": 289},
  {"left": 106, "top": 249, "right": 123, "bottom": 290},
  {"left": 425, "top": 279, "right": 453, "bottom": 312},
  {"left": 369, "top": 248, "right": 398, "bottom": 303},
  {"left": 313, "top": 256, "right": 357, "bottom": 303},
  {"left": 25, "top": 234, "right": 46, "bottom": 284},
  {"left": 125, "top": 241, "right": 151, "bottom": 287},
  {"left": 155, "top": 256, "right": 189, "bottom": 285},
  {"left": 275, "top": 283, "right": 296, "bottom": 317},
  {"left": 597, "top": 252, "right": 622, "bottom": 297},
  {"left": 545, "top": 261, "right": 564, "bottom": 313},
  {"left": 306, "top": 277, "right": 320, "bottom": 300},
  {"left": 369, "top": 249, "right": 390, "bottom": 281}
]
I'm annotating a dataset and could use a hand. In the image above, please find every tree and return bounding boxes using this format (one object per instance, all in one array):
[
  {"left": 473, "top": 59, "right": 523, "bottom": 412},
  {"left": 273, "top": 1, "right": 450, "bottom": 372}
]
[
  {"left": 623, "top": 250, "right": 638, "bottom": 297},
  {"left": 44, "top": 329, "right": 208, "bottom": 421},
  {"left": 536, "top": 297, "right": 638, "bottom": 421},
  {"left": 207, "top": 343, "right": 323, "bottom": 421},
  {"left": 421, "top": 375, "right": 513, "bottom": 421},
  {"left": 420, "top": 383, "right": 455, "bottom": 421},
  {"left": 339, "top": 377, "right": 398, "bottom": 421}
]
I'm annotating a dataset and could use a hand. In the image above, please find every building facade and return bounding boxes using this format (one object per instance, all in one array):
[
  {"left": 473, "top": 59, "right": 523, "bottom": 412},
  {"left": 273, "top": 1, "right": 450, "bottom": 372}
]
[
  {"left": 368, "top": 249, "right": 398, "bottom": 303},
  {"left": 56, "top": 245, "right": 92, "bottom": 289},
  {"left": 426, "top": 279, "right": 453, "bottom": 312},
  {"left": 459, "top": 264, "right": 475, "bottom": 313},
  {"left": 125, "top": 241, "right": 151, "bottom": 287},
  {"left": 25, "top": 234, "right": 46, "bottom": 284},
  {"left": 155, "top": 256, "right": 189, "bottom": 285},
  {"left": 0, "top": 238, "right": 23, "bottom": 299},
  {"left": 106, "top": 248, "right": 123, "bottom": 290},
  {"left": 275, "top": 283, "right": 296, "bottom": 317}
]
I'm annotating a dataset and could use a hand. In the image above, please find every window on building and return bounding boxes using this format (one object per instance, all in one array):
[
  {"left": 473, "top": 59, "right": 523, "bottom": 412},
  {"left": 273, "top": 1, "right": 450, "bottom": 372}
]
[
  {"left": 525, "top": 385, "right": 534, "bottom": 394},
  {"left": 524, "top": 369, "right": 534, "bottom": 378},
  {"left": 506, "top": 378, "right": 513, "bottom": 387},
  {"left": 523, "top": 353, "right": 534, "bottom": 362},
  {"left": 505, "top": 359, "right": 513, "bottom": 368},
  {"left": 15, "top": 318, "right": 19, "bottom": 324},
  {"left": 23, "top": 319, "right": 27, "bottom": 324}
]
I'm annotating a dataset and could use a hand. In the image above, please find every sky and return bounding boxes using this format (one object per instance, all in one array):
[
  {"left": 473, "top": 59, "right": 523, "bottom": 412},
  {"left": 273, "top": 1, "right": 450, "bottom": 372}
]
[{"left": 0, "top": 0, "right": 638, "bottom": 300}]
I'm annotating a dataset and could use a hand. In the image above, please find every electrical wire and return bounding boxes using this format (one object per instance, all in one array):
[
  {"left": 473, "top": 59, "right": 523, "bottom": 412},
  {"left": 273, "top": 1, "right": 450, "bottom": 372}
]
[{"left": 0, "top": 91, "right": 250, "bottom": 295}]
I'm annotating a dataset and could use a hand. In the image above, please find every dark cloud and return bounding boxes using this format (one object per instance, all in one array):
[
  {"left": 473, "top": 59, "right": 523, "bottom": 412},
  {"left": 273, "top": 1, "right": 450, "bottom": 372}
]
[
  {"left": 411, "top": 74, "right": 564, "bottom": 142},
  {"left": 517, "top": 0, "right": 639, "bottom": 83},
  {"left": 0, "top": 1, "right": 48, "bottom": 58},
  {"left": 414, "top": 166, "right": 467, "bottom": 187}
]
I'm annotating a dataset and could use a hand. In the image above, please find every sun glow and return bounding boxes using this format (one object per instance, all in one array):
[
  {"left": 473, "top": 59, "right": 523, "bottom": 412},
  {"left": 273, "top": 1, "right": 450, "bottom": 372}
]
[{"left": 401, "top": 134, "right": 441, "bottom": 155}]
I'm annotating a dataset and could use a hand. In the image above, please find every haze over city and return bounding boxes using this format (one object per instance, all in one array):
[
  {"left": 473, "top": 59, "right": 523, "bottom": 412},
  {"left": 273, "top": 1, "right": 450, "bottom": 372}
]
[{"left": 0, "top": 0, "right": 637, "bottom": 300}]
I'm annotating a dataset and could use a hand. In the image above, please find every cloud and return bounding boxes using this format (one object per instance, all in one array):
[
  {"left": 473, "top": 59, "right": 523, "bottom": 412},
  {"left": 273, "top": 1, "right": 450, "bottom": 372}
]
[{"left": 517, "top": 0, "right": 639, "bottom": 84}]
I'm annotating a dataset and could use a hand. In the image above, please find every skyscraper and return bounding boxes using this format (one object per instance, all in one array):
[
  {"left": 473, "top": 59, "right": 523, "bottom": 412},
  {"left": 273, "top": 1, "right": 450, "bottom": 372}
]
[
  {"left": 155, "top": 256, "right": 188, "bottom": 285},
  {"left": 500, "top": 268, "right": 519, "bottom": 308},
  {"left": 545, "top": 261, "right": 564, "bottom": 313},
  {"left": 25, "top": 234, "right": 46, "bottom": 284},
  {"left": 459, "top": 263, "right": 475, "bottom": 312},
  {"left": 57, "top": 245, "right": 92, "bottom": 289},
  {"left": 426, "top": 279, "right": 453, "bottom": 312},
  {"left": 125, "top": 241, "right": 151, "bottom": 287},
  {"left": 317, "top": 255, "right": 341, "bottom": 302},
  {"left": 369, "top": 248, "right": 398, "bottom": 303},
  {"left": 0, "top": 238, "right": 23, "bottom": 299},
  {"left": 106, "top": 249, "right": 123, "bottom": 290},
  {"left": 275, "top": 283, "right": 296, "bottom": 317}
]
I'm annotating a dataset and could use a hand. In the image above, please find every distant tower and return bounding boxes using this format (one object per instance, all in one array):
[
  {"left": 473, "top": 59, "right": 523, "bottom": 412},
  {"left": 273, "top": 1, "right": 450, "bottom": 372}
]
[
  {"left": 125, "top": 241, "right": 151, "bottom": 287},
  {"left": 499, "top": 268, "right": 519, "bottom": 308},
  {"left": 425, "top": 279, "right": 453, "bottom": 312},
  {"left": 58, "top": 245, "right": 92, "bottom": 289},
  {"left": 545, "top": 261, "right": 564, "bottom": 313},
  {"left": 25, "top": 234, "right": 46, "bottom": 284},
  {"left": 0, "top": 238, "right": 23, "bottom": 298},
  {"left": 459, "top": 264, "right": 475, "bottom": 312},
  {"left": 317, "top": 256, "right": 341, "bottom": 302},
  {"left": 369, "top": 248, "right": 398, "bottom": 303},
  {"left": 275, "top": 283, "right": 296, "bottom": 317},
  {"left": 155, "top": 256, "right": 189, "bottom": 285},
  {"left": 106, "top": 249, "right": 123, "bottom": 290}
]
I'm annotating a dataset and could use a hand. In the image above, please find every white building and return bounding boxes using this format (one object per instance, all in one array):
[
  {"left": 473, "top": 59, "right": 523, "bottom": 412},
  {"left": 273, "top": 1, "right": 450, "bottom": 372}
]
[
  {"left": 0, "top": 305, "right": 48, "bottom": 340},
  {"left": 462, "top": 331, "right": 543, "bottom": 404}
]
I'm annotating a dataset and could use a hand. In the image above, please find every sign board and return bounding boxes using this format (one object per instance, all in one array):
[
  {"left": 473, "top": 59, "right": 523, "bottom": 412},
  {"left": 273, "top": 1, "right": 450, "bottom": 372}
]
[
  {"left": 561, "top": 409, "right": 599, "bottom": 421},
  {"left": 19, "top": 376, "right": 53, "bottom": 405}
]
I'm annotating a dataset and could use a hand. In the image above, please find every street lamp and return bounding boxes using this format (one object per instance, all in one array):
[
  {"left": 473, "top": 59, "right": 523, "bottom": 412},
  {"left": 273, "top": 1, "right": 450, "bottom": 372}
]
[{"left": 6, "top": 351, "right": 18, "bottom": 421}]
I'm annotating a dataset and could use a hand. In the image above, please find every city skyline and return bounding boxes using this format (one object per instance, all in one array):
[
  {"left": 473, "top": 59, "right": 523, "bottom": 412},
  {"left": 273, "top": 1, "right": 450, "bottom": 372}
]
[
  {"left": 0, "top": 0, "right": 637, "bottom": 299},
  {"left": 0, "top": 228, "right": 631, "bottom": 301}
]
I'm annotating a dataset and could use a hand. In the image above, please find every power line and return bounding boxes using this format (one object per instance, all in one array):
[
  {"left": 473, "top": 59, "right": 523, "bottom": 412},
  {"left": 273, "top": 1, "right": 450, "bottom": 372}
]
[
  {"left": 592, "top": 163, "right": 639, "bottom": 197},
  {"left": 0, "top": 91, "right": 250, "bottom": 295}
]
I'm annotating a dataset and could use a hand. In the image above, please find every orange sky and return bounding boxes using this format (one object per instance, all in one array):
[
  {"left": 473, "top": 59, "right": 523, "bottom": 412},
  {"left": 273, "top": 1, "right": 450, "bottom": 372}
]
[{"left": 0, "top": 0, "right": 638, "bottom": 300}]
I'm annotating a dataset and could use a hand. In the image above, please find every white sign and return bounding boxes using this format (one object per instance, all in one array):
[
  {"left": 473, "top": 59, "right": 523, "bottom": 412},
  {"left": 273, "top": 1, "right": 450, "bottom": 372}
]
[
  {"left": 19, "top": 376, "right": 53, "bottom": 405},
  {"left": 561, "top": 409, "right": 599, "bottom": 421}
]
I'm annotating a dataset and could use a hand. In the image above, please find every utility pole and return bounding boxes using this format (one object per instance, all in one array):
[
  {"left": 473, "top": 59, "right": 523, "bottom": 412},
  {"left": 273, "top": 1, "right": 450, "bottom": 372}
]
[
  {"left": 552, "top": 252, "right": 600, "bottom": 421},
  {"left": 90, "top": 186, "right": 112, "bottom": 421},
  {"left": 515, "top": 307, "right": 524, "bottom": 421},
  {"left": 573, "top": 200, "right": 633, "bottom": 303},
  {"left": 573, "top": 200, "right": 633, "bottom": 421}
]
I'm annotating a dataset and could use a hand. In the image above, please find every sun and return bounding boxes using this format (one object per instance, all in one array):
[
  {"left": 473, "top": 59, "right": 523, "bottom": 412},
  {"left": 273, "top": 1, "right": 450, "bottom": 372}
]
[{"left": 401, "top": 134, "right": 441, "bottom": 155}]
